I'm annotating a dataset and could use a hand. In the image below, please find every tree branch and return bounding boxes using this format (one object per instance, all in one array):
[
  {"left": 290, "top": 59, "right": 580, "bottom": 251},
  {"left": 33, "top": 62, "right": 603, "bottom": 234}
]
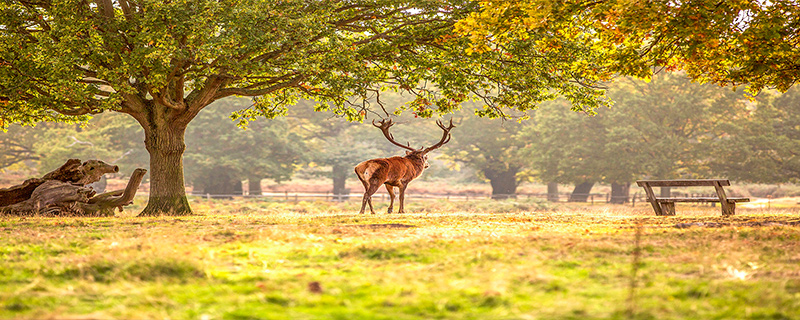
[
  {"left": 118, "top": 0, "right": 135, "bottom": 22},
  {"left": 214, "top": 74, "right": 305, "bottom": 99},
  {"left": 96, "top": 0, "right": 114, "bottom": 19},
  {"left": 185, "top": 75, "right": 230, "bottom": 114}
]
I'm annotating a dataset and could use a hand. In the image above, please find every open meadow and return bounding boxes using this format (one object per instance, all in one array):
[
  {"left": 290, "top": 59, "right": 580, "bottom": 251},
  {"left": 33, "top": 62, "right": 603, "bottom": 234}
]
[{"left": 1, "top": 198, "right": 799, "bottom": 320}]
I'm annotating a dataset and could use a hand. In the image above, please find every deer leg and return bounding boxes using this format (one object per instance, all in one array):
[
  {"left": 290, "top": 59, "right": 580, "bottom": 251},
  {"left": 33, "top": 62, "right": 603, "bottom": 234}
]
[
  {"left": 358, "top": 181, "right": 372, "bottom": 215},
  {"left": 385, "top": 184, "right": 396, "bottom": 214},
  {"left": 359, "top": 191, "right": 369, "bottom": 214},
  {"left": 360, "top": 181, "right": 381, "bottom": 215},
  {"left": 398, "top": 184, "right": 408, "bottom": 213},
  {"left": 367, "top": 196, "right": 375, "bottom": 214}
]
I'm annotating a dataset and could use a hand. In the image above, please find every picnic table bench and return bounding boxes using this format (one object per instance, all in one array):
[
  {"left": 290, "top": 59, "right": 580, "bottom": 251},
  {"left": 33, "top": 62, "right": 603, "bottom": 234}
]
[{"left": 636, "top": 179, "right": 749, "bottom": 216}]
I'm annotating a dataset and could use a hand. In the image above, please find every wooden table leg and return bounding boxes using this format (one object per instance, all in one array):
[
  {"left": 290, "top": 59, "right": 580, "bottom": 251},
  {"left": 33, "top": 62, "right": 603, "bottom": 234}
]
[
  {"left": 659, "top": 202, "right": 676, "bottom": 216},
  {"left": 714, "top": 182, "right": 734, "bottom": 216},
  {"left": 642, "top": 185, "right": 663, "bottom": 216},
  {"left": 724, "top": 202, "right": 736, "bottom": 216}
]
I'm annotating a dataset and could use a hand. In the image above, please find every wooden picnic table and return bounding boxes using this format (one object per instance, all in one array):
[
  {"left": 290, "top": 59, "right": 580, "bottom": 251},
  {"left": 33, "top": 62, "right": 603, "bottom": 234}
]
[{"left": 636, "top": 179, "right": 749, "bottom": 216}]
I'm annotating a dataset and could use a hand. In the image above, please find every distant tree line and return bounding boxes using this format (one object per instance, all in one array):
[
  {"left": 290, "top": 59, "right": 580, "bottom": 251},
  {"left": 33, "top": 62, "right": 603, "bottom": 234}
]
[{"left": 2, "top": 72, "right": 799, "bottom": 201}]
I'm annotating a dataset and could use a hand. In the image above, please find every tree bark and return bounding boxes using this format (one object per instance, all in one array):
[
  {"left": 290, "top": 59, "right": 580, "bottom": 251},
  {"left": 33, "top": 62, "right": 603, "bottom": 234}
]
[
  {"left": 40, "top": 158, "right": 83, "bottom": 182},
  {"left": 610, "top": 182, "right": 630, "bottom": 204},
  {"left": 331, "top": 164, "right": 349, "bottom": 201},
  {"left": 0, "top": 178, "right": 45, "bottom": 207},
  {"left": 547, "top": 182, "right": 559, "bottom": 202},
  {"left": 568, "top": 182, "right": 594, "bottom": 202},
  {"left": 484, "top": 167, "right": 519, "bottom": 200},
  {"left": 139, "top": 123, "right": 192, "bottom": 216}
]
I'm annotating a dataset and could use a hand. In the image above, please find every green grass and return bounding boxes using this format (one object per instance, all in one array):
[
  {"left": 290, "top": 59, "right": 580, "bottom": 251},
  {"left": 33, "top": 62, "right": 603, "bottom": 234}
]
[{"left": 1, "top": 199, "right": 799, "bottom": 319}]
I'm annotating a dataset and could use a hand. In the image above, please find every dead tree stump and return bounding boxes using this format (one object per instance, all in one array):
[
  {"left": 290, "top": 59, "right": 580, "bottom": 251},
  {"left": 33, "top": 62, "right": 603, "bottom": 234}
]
[
  {"left": 0, "top": 159, "right": 144, "bottom": 217},
  {"left": 0, "top": 178, "right": 45, "bottom": 207}
]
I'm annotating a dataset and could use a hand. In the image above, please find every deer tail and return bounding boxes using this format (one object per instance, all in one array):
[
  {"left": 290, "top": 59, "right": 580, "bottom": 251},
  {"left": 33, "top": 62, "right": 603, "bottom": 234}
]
[{"left": 354, "top": 161, "right": 377, "bottom": 183}]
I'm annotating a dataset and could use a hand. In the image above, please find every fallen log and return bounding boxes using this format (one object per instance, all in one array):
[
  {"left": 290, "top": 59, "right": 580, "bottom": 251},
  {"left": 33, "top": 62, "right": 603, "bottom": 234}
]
[
  {"left": 82, "top": 168, "right": 147, "bottom": 216},
  {"left": 0, "top": 168, "right": 146, "bottom": 217},
  {"left": 0, "top": 159, "right": 119, "bottom": 207},
  {"left": 0, "top": 158, "right": 142, "bottom": 217},
  {"left": 0, "top": 178, "right": 45, "bottom": 207}
]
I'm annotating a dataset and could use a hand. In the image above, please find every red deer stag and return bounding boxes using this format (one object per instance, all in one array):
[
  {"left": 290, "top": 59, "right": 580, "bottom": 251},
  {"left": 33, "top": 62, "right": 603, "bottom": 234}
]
[{"left": 354, "top": 119, "right": 455, "bottom": 214}]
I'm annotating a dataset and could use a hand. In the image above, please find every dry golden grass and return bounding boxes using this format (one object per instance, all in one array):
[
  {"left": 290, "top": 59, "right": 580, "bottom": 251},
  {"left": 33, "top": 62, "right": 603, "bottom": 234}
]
[{"left": 1, "top": 199, "right": 799, "bottom": 319}]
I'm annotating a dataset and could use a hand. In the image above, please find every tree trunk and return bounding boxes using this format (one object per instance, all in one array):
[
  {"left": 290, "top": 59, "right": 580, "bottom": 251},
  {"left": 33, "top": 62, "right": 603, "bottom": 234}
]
[
  {"left": 139, "top": 124, "right": 192, "bottom": 216},
  {"left": 610, "top": 182, "right": 630, "bottom": 204},
  {"left": 568, "top": 182, "right": 594, "bottom": 202},
  {"left": 484, "top": 167, "right": 519, "bottom": 200},
  {"left": 547, "top": 182, "right": 559, "bottom": 202},
  {"left": 248, "top": 176, "right": 262, "bottom": 196},
  {"left": 331, "top": 164, "right": 349, "bottom": 202}
]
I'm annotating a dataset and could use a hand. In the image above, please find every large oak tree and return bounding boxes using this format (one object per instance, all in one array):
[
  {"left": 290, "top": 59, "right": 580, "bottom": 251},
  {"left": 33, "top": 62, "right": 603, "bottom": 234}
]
[{"left": 1, "top": 0, "right": 610, "bottom": 215}]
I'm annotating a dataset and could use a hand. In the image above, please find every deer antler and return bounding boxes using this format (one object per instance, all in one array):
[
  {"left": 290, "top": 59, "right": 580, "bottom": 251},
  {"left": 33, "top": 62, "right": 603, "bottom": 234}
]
[
  {"left": 423, "top": 119, "right": 456, "bottom": 154},
  {"left": 372, "top": 119, "right": 418, "bottom": 152}
]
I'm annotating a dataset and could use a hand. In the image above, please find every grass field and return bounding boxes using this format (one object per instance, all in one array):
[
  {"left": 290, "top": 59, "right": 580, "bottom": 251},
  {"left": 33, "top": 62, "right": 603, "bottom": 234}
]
[{"left": 1, "top": 198, "right": 799, "bottom": 319}]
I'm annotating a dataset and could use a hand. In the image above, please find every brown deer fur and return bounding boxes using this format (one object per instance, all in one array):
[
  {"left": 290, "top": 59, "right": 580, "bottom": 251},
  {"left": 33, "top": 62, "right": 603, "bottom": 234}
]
[{"left": 354, "top": 119, "right": 454, "bottom": 214}]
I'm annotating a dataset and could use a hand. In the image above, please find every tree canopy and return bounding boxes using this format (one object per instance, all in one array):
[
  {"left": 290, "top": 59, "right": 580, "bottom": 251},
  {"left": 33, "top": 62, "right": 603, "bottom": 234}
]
[
  {"left": 457, "top": 0, "right": 800, "bottom": 93},
  {"left": 0, "top": 0, "right": 612, "bottom": 125},
  {"left": 1, "top": 0, "right": 618, "bottom": 215}
]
